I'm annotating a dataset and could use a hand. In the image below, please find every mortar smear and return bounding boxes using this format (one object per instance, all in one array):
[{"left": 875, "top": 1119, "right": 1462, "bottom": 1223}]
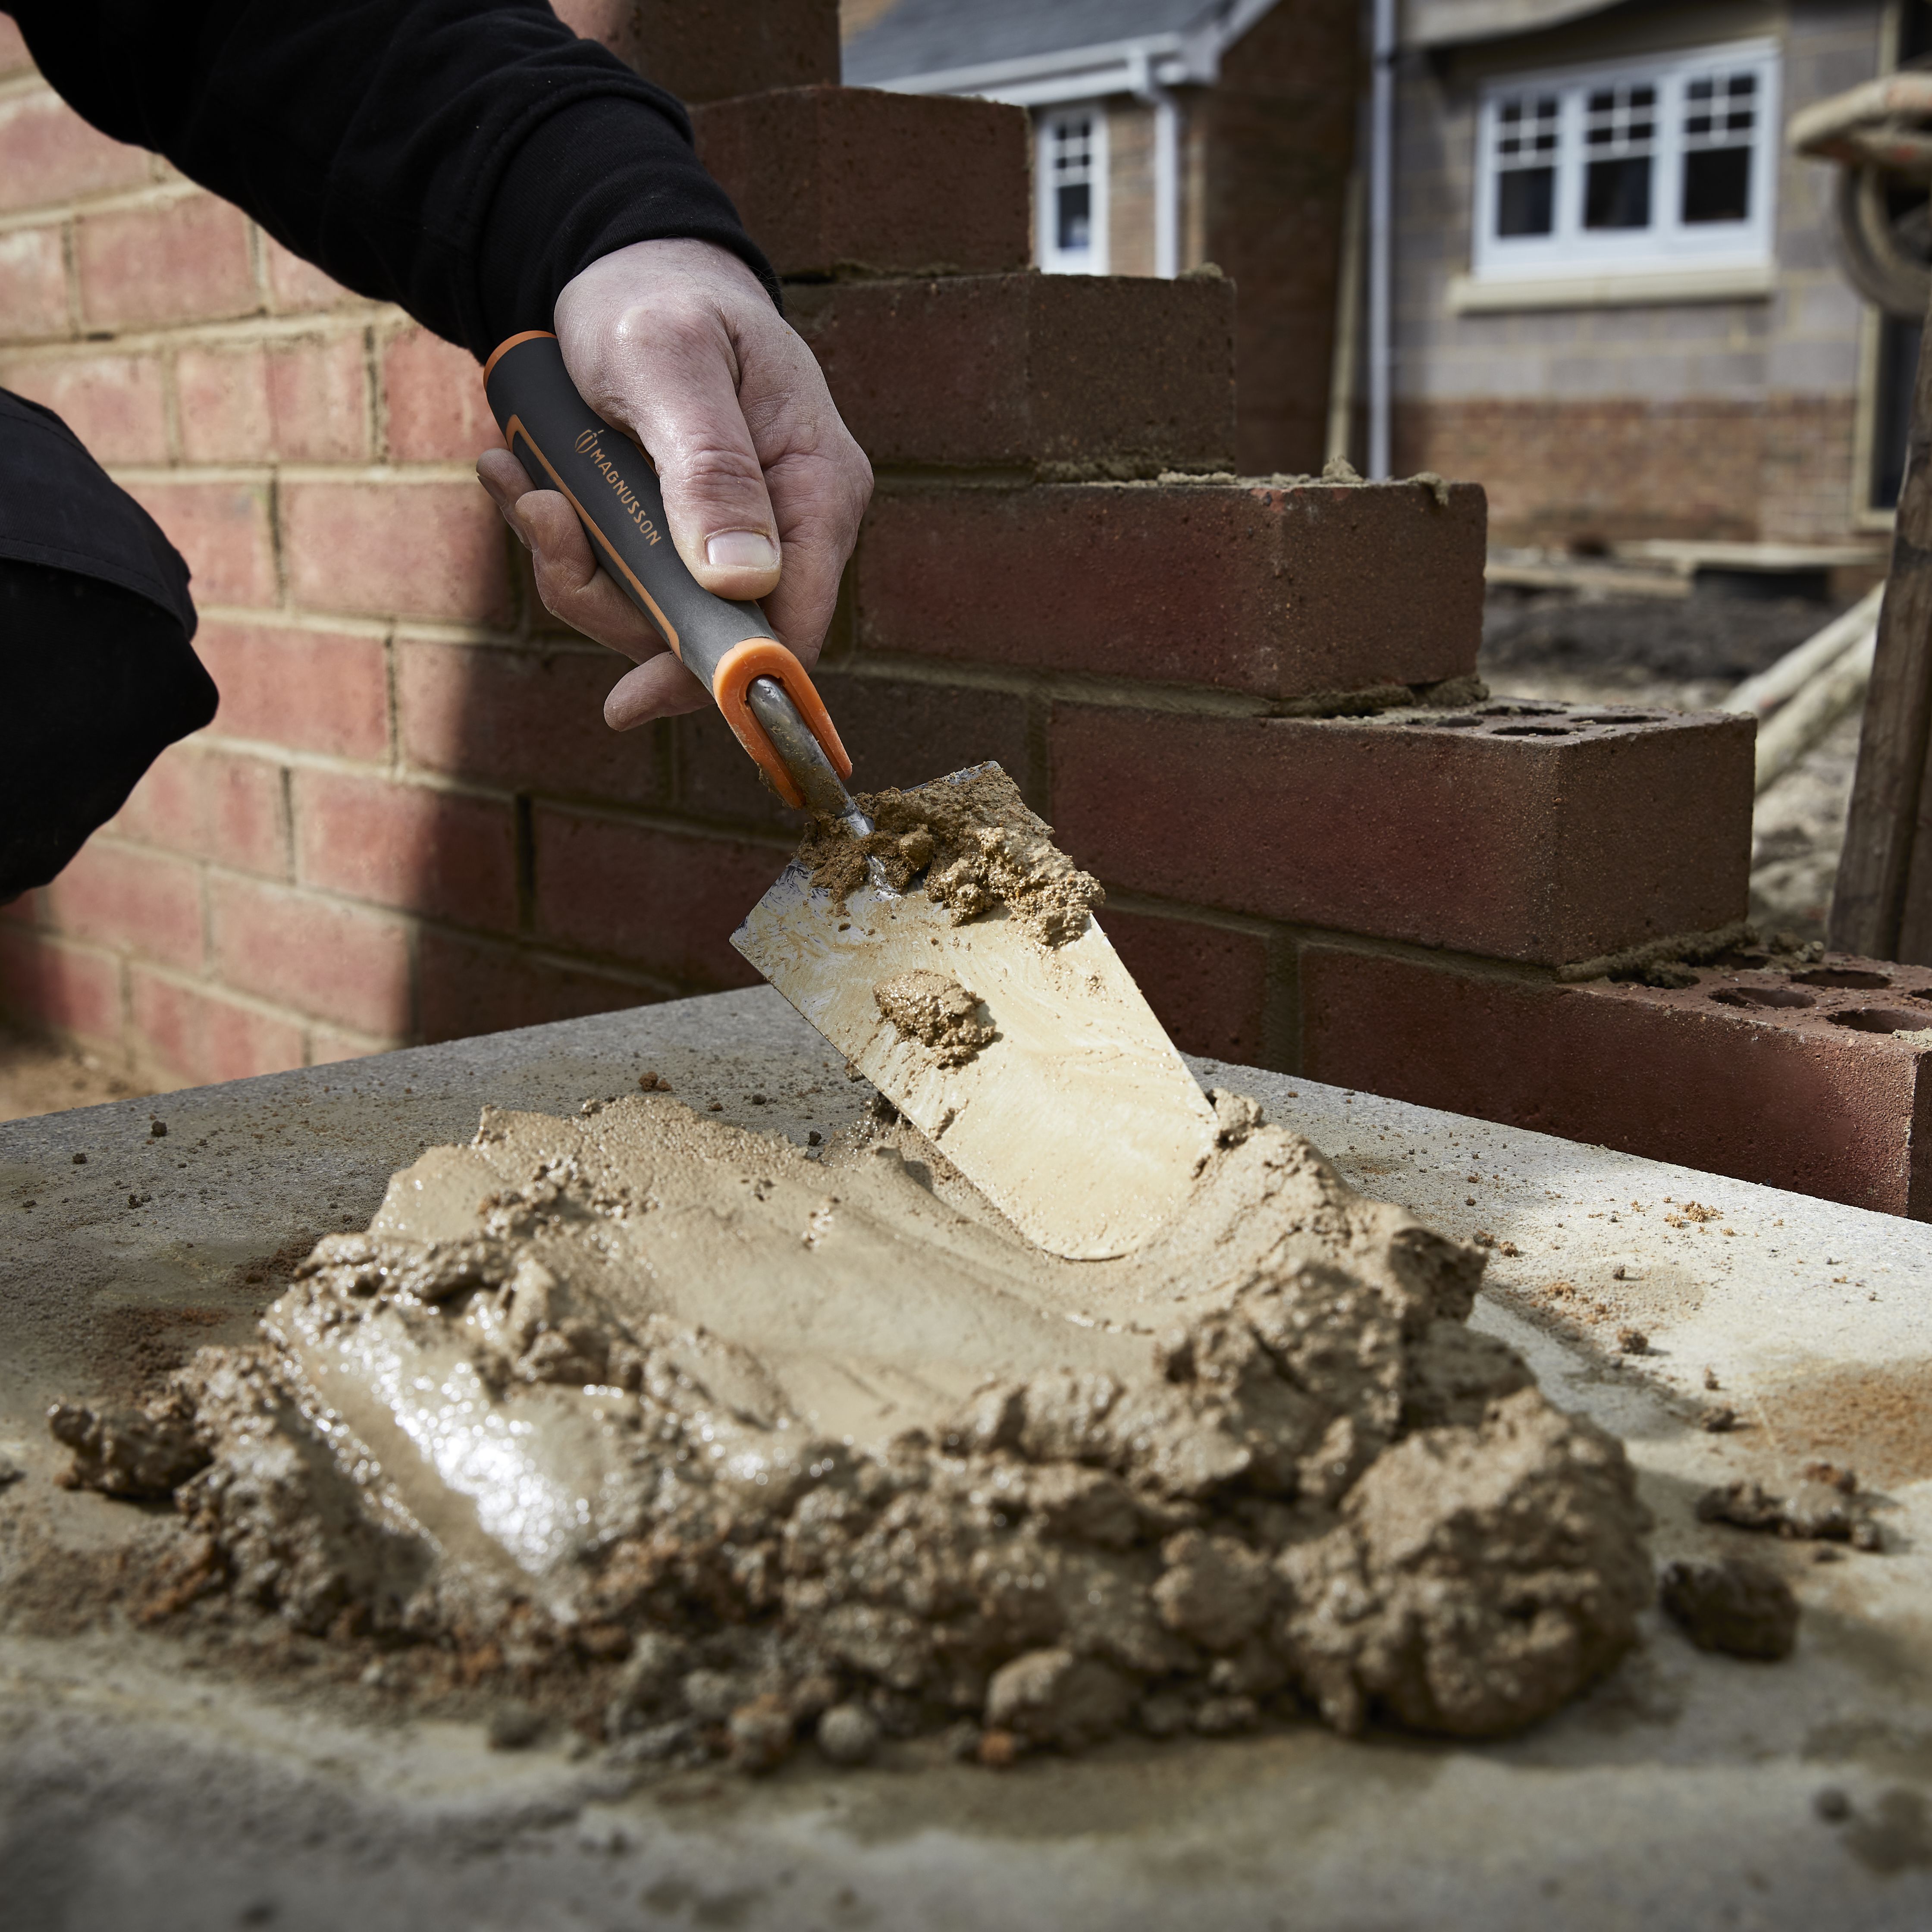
[
  {"left": 54, "top": 1092, "right": 1652, "bottom": 1769},
  {"left": 872, "top": 970, "right": 995, "bottom": 1066},
  {"left": 800, "top": 764, "right": 1104, "bottom": 947}
]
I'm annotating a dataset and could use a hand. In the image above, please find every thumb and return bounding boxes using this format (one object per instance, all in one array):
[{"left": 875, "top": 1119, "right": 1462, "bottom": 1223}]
[{"left": 595, "top": 314, "right": 781, "bottom": 605}]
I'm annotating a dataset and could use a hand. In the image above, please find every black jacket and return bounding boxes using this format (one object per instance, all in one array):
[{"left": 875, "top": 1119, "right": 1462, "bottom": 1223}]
[{"left": 6, "top": 0, "right": 778, "bottom": 358}]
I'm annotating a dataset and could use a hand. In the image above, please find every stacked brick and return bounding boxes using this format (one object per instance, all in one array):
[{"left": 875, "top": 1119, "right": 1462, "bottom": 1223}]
[{"left": 0, "top": 9, "right": 1924, "bottom": 1217}]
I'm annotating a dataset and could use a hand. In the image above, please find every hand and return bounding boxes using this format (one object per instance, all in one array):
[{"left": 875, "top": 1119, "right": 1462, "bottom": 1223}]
[{"left": 476, "top": 238, "right": 872, "bottom": 727}]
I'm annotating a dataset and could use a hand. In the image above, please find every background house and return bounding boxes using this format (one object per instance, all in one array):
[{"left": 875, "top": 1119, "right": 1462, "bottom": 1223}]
[
  {"left": 842, "top": 0, "right": 1360, "bottom": 473},
  {"left": 853, "top": 0, "right": 1916, "bottom": 556},
  {"left": 1393, "top": 0, "right": 1915, "bottom": 552}
]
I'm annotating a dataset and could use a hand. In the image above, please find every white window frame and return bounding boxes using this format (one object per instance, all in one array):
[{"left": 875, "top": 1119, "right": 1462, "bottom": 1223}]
[
  {"left": 1036, "top": 103, "right": 1109, "bottom": 275},
  {"left": 1471, "top": 38, "right": 1781, "bottom": 286}
]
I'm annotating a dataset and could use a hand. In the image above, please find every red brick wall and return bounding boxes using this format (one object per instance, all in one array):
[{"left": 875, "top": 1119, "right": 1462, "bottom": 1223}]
[{"left": 1396, "top": 394, "right": 1862, "bottom": 549}]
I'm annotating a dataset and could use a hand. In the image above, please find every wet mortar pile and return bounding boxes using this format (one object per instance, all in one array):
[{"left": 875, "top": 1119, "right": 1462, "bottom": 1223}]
[
  {"left": 45, "top": 1093, "right": 1653, "bottom": 1771},
  {"left": 36, "top": 770, "right": 1658, "bottom": 1775}
]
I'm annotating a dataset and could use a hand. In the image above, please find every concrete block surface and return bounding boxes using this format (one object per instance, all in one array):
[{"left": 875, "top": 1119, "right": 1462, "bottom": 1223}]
[{"left": 0, "top": 990, "right": 1929, "bottom": 1930}]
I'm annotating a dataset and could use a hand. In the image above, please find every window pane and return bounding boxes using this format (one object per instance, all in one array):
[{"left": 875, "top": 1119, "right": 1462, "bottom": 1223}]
[
  {"left": 1585, "top": 155, "right": 1652, "bottom": 228},
  {"left": 1682, "top": 146, "right": 1751, "bottom": 223},
  {"left": 1052, "top": 118, "right": 1092, "bottom": 181},
  {"left": 1056, "top": 182, "right": 1091, "bottom": 251},
  {"left": 1497, "top": 165, "right": 1556, "bottom": 236},
  {"left": 1584, "top": 82, "right": 1658, "bottom": 158},
  {"left": 1683, "top": 69, "right": 1756, "bottom": 147}
]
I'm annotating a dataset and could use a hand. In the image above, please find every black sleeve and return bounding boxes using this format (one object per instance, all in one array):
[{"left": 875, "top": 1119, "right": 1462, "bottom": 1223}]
[{"left": 5, "top": 0, "right": 781, "bottom": 360}]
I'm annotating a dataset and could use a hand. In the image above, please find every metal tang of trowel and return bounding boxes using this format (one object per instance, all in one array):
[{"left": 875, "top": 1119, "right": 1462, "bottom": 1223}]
[{"left": 484, "top": 335, "right": 1219, "bottom": 1260}]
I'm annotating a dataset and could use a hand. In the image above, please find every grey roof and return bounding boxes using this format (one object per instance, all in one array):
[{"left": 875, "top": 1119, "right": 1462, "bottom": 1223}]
[{"left": 843, "top": 0, "right": 1233, "bottom": 86}]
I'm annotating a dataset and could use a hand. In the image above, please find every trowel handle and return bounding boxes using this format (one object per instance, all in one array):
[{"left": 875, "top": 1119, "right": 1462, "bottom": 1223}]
[{"left": 482, "top": 329, "right": 851, "bottom": 812}]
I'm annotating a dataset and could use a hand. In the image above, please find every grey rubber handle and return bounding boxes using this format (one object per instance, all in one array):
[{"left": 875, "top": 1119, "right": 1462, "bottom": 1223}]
[
  {"left": 483, "top": 330, "right": 774, "bottom": 693},
  {"left": 483, "top": 330, "right": 866, "bottom": 829}
]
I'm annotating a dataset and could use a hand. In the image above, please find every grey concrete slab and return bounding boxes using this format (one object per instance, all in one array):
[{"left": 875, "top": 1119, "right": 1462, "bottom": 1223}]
[{"left": 4, "top": 988, "right": 1932, "bottom": 1931}]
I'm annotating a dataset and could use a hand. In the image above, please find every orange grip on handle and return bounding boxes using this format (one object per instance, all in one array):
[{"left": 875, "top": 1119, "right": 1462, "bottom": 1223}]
[{"left": 711, "top": 640, "right": 853, "bottom": 810}]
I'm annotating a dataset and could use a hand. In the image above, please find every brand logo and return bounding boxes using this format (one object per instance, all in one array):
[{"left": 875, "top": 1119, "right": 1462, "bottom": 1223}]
[{"left": 573, "top": 427, "right": 662, "bottom": 548}]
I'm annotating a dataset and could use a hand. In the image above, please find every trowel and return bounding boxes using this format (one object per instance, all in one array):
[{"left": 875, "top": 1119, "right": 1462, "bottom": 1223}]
[{"left": 485, "top": 334, "right": 1217, "bottom": 1259}]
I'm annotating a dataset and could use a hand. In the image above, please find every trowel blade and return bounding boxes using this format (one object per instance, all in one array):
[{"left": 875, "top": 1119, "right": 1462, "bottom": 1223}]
[{"left": 732, "top": 858, "right": 1220, "bottom": 1261}]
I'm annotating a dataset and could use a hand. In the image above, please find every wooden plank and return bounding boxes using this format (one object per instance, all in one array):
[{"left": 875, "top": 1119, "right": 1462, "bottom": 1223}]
[{"left": 1829, "top": 309, "right": 1932, "bottom": 963}]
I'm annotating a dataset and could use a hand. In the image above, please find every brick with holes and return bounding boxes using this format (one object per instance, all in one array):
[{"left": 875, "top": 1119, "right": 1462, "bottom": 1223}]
[
  {"left": 1051, "top": 699, "right": 1754, "bottom": 966},
  {"left": 1300, "top": 947, "right": 1932, "bottom": 1218}
]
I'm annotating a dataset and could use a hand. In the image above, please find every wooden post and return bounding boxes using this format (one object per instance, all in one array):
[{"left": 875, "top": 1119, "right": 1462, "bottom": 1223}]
[{"left": 1830, "top": 309, "right": 1932, "bottom": 962}]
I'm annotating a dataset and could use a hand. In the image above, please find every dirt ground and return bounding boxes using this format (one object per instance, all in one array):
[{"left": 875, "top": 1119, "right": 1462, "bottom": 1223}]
[
  {"left": 0, "top": 1023, "right": 155, "bottom": 1125},
  {"left": 1481, "top": 584, "right": 1861, "bottom": 941}
]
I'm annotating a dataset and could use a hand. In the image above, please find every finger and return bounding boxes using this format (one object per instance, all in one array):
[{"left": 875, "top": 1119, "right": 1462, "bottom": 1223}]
[
  {"left": 476, "top": 448, "right": 539, "bottom": 541},
  {"left": 605, "top": 653, "right": 709, "bottom": 729},
  {"left": 475, "top": 457, "right": 665, "bottom": 660},
  {"left": 756, "top": 446, "right": 870, "bottom": 664},
  {"left": 587, "top": 314, "right": 783, "bottom": 605}
]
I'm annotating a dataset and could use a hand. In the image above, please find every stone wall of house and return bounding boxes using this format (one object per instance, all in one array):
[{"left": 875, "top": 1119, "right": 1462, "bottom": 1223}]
[
  {"left": 1392, "top": 0, "right": 1884, "bottom": 548},
  {"left": 1106, "top": 97, "right": 1159, "bottom": 280}
]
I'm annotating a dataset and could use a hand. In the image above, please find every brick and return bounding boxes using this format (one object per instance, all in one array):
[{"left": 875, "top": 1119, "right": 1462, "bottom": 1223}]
[
  {"left": 397, "top": 639, "right": 662, "bottom": 805},
  {"left": 281, "top": 480, "right": 512, "bottom": 625},
  {"left": 174, "top": 343, "right": 272, "bottom": 464},
  {"left": 1299, "top": 948, "right": 1932, "bottom": 1220},
  {"left": 554, "top": 0, "right": 838, "bottom": 104},
  {"left": 0, "top": 16, "right": 34, "bottom": 75},
  {"left": 176, "top": 335, "right": 369, "bottom": 463},
  {"left": 0, "top": 350, "right": 168, "bottom": 463},
  {"left": 0, "top": 223, "right": 71, "bottom": 338},
  {"left": 112, "top": 743, "right": 288, "bottom": 879},
  {"left": 262, "top": 234, "right": 360, "bottom": 315},
  {"left": 1051, "top": 699, "right": 1754, "bottom": 966},
  {"left": 122, "top": 478, "right": 277, "bottom": 608},
  {"left": 267, "top": 334, "right": 370, "bottom": 461},
  {"left": 381, "top": 326, "right": 499, "bottom": 462},
  {"left": 671, "top": 668, "right": 1034, "bottom": 831},
  {"left": 75, "top": 194, "right": 259, "bottom": 330},
  {"left": 856, "top": 480, "right": 1484, "bottom": 699},
  {"left": 1098, "top": 909, "right": 1270, "bottom": 1064},
  {"left": 44, "top": 839, "right": 202, "bottom": 970},
  {"left": 1198, "top": 0, "right": 1359, "bottom": 473},
  {"left": 194, "top": 621, "right": 389, "bottom": 761},
  {"left": 418, "top": 928, "right": 652, "bottom": 1042},
  {"left": 691, "top": 86, "right": 1029, "bottom": 279},
  {"left": 293, "top": 770, "right": 518, "bottom": 933},
  {"left": 0, "top": 88, "right": 150, "bottom": 212},
  {"left": 531, "top": 809, "right": 783, "bottom": 988},
  {"left": 787, "top": 273, "right": 1236, "bottom": 470},
  {"left": 210, "top": 875, "right": 410, "bottom": 1035},
  {"left": 128, "top": 968, "right": 304, "bottom": 1085},
  {"left": 0, "top": 928, "right": 121, "bottom": 1044}
]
